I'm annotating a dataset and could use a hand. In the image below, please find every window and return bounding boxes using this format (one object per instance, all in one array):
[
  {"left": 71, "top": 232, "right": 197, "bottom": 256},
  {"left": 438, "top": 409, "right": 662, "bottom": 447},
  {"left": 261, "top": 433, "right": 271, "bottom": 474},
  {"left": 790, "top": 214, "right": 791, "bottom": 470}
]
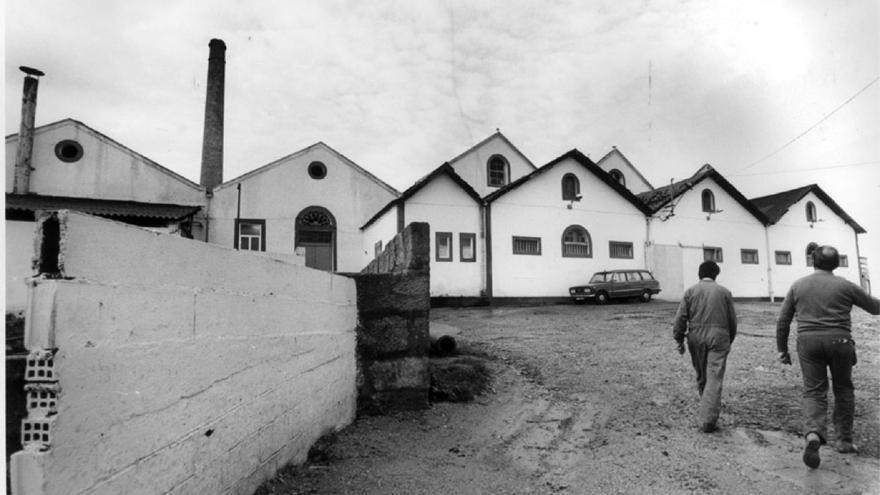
[
  {"left": 840, "top": 255, "right": 849, "bottom": 267},
  {"left": 609, "top": 169, "right": 625, "bottom": 186},
  {"left": 775, "top": 251, "right": 792, "bottom": 265},
  {"left": 741, "top": 249, "right": 759, "bottom": 264},
  {"left": 806, "top": 201, "right": 817, "bottom": 222},
  {"left": 701, "top": 189, "right": 716, "bottom": 212},
  {"left": 703, "top": 246, "right": 723, "bottom": 262},
  {"left": 487, "top": 155, "right": 510, "bottom": 187},
  {"left": 561, "top": 173, "right": 580, "bottom": 200},
  {"left": 806, "top": 242, "right": 818, "bottom": 267},
  {"left": 513, "top": 236, "right": 541, "bottom": 255},
  {"left": 561, "top": 226, "right": 591, "bottom": 258},
  {"left": 235, "top": 219, "right": 266, "bottom": 251},
  {"left": 374, "top": 240, "right": 383, "bottom": 258},
  {"left": 609, "top": 241, "right": 634, "bottom": 259},
  {"left": 460, "top": 233, "right": 476, "bottom": 262},
  {"left": 626, "top": 272, "right": 641, "bottom": 281},
  {"left": 612, "top": 272, "right": 625, "bottom": 283},
  {"left": 308, "top": 161, "right": 327, "bottom": 180},
  {"left": 55, "top": 140, "right": 83, "bottom": 162},
  {"left": 436, "top": 232, "right": 453, "bottom": 261}
]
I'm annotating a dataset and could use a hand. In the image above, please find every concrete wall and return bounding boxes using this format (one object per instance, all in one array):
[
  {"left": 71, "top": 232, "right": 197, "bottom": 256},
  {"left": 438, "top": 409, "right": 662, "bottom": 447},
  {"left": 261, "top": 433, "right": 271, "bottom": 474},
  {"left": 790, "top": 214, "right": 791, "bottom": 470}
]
[
  {"left": 5, "top": 220, "right": 36, "bottom": 312},
  {"left": 356, "top": 222, "right": 431, "bottom": 414},
  {"left": 10, "top": 211, "right": 357, "bottom": 495},
  {"left": 449, "top": 134, "right": 534, "bottom": 198},
  {"left": 490, "top": 158, "right": 648, "bottom": 297}
]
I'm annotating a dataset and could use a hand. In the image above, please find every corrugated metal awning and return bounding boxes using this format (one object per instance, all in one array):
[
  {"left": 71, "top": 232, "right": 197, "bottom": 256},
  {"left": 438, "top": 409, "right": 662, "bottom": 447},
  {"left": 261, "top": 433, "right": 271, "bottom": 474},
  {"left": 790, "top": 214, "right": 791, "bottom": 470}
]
[{"left": 5, "top": 194, "right": 202, "bottom": 221}]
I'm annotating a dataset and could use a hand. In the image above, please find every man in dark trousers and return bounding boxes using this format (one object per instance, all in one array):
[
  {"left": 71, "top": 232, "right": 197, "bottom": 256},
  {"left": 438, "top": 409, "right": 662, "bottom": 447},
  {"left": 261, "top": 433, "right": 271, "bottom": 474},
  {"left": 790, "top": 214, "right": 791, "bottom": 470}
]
[
  {"left": 673, "top": 260, "right": 737, "bottom": 433},
  {"left": 777, "top": 245, "right": 880, "bottom": 469}
]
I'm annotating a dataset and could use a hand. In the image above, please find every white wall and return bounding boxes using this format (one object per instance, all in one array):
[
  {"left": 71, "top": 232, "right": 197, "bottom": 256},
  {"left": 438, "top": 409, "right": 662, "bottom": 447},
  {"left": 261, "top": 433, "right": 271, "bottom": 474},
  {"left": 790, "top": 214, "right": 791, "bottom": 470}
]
[
  {"left": 595, "top": 149, "right": 653, "bottom": 194},
  {"left": 361, "top": 205, "right": 400, "bottom": 269},
  {"left": 11, "top": 211, "right": 357, "bottom": 495},
  {"left": 766, "top": 192, "right": 862, "bottom": 296},
  {"left": 448, "top": 134, "right": 534, "bottom": 198},
  {"left": 490, "top": 158, "right": 647, "bottom": 297},
  {"left": 5, "top": 220, "right": 35, "bottom": 312},
  {"left": 404, "top": 175, "right": 484, "bottom": 297},
  {"left": 209, "top": 144, "right": 397, "bottom": 273},
  {"left": 5, "top": 121, "right": 204, "bottom": 205},
  {"left": 649, "top": 178, "right": 769, "bottom": 299}
]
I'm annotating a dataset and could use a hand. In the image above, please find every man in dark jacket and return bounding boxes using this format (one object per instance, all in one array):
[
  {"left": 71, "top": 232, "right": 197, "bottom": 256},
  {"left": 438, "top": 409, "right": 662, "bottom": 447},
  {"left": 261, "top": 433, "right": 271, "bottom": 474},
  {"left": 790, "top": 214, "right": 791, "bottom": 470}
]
[
  {"left": 673, "top": 260, "right": 737, "bottom": 433},
  {"left": 777, "top": 245, "right": 880, "bottom": 469}
]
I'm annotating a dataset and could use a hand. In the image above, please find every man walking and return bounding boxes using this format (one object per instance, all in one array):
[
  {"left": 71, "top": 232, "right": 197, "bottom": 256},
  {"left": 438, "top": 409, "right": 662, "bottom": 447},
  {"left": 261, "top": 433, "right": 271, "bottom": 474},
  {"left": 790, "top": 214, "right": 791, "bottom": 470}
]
[
  {"left": 673, "top": 260, "right": 737, "bottom": 433},
  {"left": 777, "top": 245, "right": 880, "bottom": 469}
]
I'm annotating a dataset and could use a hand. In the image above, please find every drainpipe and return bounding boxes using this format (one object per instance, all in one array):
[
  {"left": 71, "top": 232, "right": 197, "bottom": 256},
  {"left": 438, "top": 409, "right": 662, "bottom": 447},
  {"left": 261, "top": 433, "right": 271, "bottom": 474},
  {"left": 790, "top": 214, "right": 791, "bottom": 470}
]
[
  {"left": 13, "top": 66, "right": 44, "bottom": 195},
  {"left": 235, "top": 183, "right": 241, "bottom": 250},
  {"left": 764, "top": 225, "right": 775, "bottom": 302},
  {"left": 854, "top": 230, "right": 868, "bottom": 294},
  {"left": 644, "top": 216, "right": 653, "bottom": 272},
  {"left": 484, "top": 203, "right": 493, "bottom": 301}
]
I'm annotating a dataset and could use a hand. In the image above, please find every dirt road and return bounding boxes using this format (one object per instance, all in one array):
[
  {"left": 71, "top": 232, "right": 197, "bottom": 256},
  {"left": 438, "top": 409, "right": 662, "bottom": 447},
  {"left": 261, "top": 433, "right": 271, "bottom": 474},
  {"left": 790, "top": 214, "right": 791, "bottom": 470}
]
[{"left": 256, "top": 302, "right": 880, "bottom": 494}]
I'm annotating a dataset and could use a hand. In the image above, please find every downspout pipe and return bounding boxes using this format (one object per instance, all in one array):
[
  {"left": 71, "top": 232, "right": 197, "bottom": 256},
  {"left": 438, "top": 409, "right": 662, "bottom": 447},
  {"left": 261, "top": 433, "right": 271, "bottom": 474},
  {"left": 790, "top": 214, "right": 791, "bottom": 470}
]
[
  {"left": 14, "top": 66, "right": 44, "bottom": 195},
  {"left": 764, "top": 225, "right": 775, "bottom": 302}
]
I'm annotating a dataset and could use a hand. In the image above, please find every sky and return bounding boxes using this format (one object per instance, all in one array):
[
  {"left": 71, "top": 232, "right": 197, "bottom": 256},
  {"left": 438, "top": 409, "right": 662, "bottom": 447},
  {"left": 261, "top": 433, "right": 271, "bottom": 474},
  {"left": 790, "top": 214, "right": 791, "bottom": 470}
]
[{"left": 4, "top": 0, "right": 879, "bottom": 266}]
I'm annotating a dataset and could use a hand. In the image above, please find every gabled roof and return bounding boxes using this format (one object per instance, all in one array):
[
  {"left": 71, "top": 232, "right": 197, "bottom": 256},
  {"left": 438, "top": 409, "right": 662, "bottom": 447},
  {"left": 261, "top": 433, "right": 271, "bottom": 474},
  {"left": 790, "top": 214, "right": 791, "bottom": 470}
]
[
  {"left": 595, "top": 147, "right": 654, "bottom": 190},
  {"left": 216, "top": 141, "right": 399, "bottom": 196},
  {"left": 750, "top": 184, "right": 866, "bottom": 233},
  {"left": 361, "top": 163, "right": 482, "bottom": 230},
  {"left": 5, "top": 193, "right": 201, "bottom": 221},
  {"left": 637, "top": 164, "right": 769, "bottom": 223},
  {"left": 483, "top": 149, "right": 653, "bottom": 215},
  {"left": 446, "top": 131, "right": 537, "bottom": 171},
  {"left": 6, "top": 119, "right": 203, "bottom": 191}
]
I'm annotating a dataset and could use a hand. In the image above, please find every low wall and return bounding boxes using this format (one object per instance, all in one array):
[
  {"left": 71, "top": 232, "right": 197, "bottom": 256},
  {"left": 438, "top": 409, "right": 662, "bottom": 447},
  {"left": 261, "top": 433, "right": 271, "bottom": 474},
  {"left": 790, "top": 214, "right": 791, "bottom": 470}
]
[
  {"left": 355, "top": 222, "right": 431, "bottom": 414},
  {"left": 10, "top": 211, "right": 358, "bottom": 495}
]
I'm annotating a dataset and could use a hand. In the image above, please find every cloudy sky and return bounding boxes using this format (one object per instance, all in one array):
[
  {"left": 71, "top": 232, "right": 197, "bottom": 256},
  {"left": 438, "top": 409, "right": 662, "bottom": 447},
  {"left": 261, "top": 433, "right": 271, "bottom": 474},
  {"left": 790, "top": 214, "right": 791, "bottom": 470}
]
[{"left": 5, "top": 1, "right": 879, "bottom": 264}]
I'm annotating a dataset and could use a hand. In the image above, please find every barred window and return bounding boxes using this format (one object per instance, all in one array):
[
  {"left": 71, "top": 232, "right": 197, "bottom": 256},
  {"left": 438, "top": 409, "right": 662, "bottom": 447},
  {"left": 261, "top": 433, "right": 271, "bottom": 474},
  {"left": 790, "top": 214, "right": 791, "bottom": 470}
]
[
  {"left": 741, "top": 249, "right": 759, "bottom": 264},
  {"left": 513, "top": 236, "right": 542, "bottom": 255},
  {"left": 775, "top": 251, "right": 792, "bottom": 265},
  {"left": 609, "top": 241, "right": 634, "bottom": 259},
  {"left": 703, "top": 246, "right": 723, "bottom": 262},
  {"left": 487, "top": 155, "right": 510, "bottom": 187},
  {"left": 561, "top": 226, "right": 591, "bottom": 258}
]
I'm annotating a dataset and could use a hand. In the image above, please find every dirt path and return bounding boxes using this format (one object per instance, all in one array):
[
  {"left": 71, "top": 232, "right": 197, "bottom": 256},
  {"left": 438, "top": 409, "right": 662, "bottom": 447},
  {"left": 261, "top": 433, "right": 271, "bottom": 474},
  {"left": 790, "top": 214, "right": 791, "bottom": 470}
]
[{"left": 257, "top": 302, "right": 880, "bottom": 494}]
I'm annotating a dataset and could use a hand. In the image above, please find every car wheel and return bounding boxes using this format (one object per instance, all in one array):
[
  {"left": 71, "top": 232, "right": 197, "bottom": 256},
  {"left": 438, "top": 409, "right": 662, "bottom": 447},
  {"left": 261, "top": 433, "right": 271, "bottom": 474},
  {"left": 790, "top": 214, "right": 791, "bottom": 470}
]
[
  {"left": 640, "top": 290, "right": 652, "bottom": 303},
  {"left": 596, "top": 291, "right": 609, "bottom": 305}
]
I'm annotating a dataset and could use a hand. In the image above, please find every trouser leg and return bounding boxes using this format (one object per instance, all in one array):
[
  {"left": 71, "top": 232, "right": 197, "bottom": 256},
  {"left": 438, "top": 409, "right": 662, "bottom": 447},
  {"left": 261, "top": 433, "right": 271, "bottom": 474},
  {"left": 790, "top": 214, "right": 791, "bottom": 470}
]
[
  {"left": 699, "top": 346, "right": 729, "bottom": 425},
  {"left": 797, "top": 336, "right": 829, "bottom": 442},
  {"left": 687, "top": 336, "right": 708, "bottom": 396},
  {"left": 829, "top": 337, "right": 856, "bottom": 442}
]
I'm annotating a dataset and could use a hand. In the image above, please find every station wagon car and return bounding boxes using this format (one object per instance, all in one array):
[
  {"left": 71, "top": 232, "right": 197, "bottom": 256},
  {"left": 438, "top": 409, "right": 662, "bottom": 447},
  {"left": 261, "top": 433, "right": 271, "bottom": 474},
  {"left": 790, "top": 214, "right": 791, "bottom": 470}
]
[{"left": 569, "top": 269, "right": 661, "bottom": 304}]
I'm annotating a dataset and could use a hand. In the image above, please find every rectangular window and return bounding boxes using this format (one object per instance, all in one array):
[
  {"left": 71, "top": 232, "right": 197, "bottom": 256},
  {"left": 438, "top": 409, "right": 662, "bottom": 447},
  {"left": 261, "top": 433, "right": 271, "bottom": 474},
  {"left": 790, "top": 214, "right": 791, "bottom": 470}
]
[
  {"left": 235, "top": 219, "right": 266, "bottom": 251},
  {"left": 840, "top": 255, "right": 849, "bottom": 267},
  {"left": 435, "top": 232, "right": 453, "bottom": 261},
  {"left": 775, "top": 251, "right": 792, "bottom": 265},
  {"left": 460, "top": 233, "right": 476, "bottom": 262},
  {"left": 703, "top": 246, "right": 723, "bottom": 262},
  {"left": 374, "top": 240, "right": 383, "bottom": 259},
  {"left": 609, "top": 241, "right": 634, "bottom": 259},
  {"left": 513, "top": 236, "right": 541, "bottom": 255},
  {"left": 741, "top": 249, "right": 759, "bottom": 264}
]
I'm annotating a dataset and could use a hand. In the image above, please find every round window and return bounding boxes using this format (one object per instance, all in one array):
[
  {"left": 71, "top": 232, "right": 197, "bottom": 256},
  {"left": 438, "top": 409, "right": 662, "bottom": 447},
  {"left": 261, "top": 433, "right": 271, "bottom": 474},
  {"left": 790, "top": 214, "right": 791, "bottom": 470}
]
[
  {"left": 55, "top": 140, "right": 84, "bottom": 162},
  {"left": 308, "top": 161, "right": 327, "bottom": 180}
]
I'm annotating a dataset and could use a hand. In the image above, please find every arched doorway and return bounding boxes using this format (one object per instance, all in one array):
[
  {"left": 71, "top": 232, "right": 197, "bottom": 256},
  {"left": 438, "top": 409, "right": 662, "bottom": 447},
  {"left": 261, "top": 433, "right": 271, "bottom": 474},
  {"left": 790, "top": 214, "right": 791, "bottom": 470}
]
[{"left": 296, "top": 206, "right": 336, "bottom": 271}]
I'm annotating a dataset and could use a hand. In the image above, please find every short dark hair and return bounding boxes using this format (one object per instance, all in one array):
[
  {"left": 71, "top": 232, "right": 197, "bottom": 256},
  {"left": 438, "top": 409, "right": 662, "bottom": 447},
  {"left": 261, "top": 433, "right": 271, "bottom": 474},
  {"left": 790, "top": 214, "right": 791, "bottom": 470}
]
[
  {"left": 698, "top": 261, "right": 720, "bottom": 280},
  {"left": 813, "top": 245, "right": 840, "bottom": 271}
]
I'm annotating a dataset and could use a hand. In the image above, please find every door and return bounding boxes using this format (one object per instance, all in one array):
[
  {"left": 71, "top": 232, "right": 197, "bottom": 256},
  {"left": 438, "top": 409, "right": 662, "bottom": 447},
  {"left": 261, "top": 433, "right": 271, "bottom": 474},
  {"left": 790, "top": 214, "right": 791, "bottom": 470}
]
[{"left": 295, "top": 207, "right": 336, "bottom": 271}]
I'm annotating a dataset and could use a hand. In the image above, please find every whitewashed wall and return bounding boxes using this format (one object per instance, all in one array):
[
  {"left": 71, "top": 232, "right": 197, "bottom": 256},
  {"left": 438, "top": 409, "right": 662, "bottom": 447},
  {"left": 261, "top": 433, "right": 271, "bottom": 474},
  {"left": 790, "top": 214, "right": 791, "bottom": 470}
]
[
  {"left": 648, "top": 177, "right": 769, "bottom": 299},
  {"left": 766, "top": 192, "right": 862, "bottom": 296},
  {"left": 595, "top": 149, "right": 653, "bottom": 194},
  {"left": 5, "top": 220, "right": 35, "bottom": 312},
  {"left": 11, "top": 211, "right": 357, "bottom": 495},
  {"left": 448, "top": 134, "right": 534, "bottom": 198},
  {"left": 490, "top": 158, "right": 647, "bottom": 297},
  {"left": 360, "top": 205, "right": 400, "bottom": 269}
]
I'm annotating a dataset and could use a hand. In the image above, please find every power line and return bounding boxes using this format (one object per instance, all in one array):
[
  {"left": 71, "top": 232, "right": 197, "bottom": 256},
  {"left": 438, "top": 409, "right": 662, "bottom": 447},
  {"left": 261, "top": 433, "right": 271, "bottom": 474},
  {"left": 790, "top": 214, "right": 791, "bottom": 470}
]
[
  {"left": 733, "top": 76, "right": 880, "bottom": 175},
  {"left": 730, "top": 160, "right": 880, "bottom": 177}
]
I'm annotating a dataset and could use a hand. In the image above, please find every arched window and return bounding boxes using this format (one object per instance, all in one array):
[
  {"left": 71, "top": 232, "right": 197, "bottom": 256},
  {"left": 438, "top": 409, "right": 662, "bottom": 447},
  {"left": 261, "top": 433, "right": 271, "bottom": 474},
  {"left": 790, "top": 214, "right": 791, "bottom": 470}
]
[
  {"left": 701, "top": 189, "right": 716, "bottom": 212},
  {"left": 487, "top": 155, "right": 510, "bottom": 187},
  {"left": 806, "top": 201, "right": 817, "bottom": 222},
  {"left": 806, "top": 242, "right": 818, "bottom": 267},
  {"left": 295, "top": 206, "right": 336, "bottom": 271},
  {"left": 561, "top": 173, "right": 580, "bottom": 200},
  {"left": 608, "top": 169, "right": 625, "bottom": 187},
  {"left": 562, "top": 225, "right": 592, "bottom": 258}
]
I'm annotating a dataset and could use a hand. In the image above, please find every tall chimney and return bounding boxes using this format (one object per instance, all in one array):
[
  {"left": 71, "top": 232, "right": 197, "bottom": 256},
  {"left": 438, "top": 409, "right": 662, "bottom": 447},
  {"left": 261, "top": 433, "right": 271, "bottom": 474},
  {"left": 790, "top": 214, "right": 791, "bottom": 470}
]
[
  {"left": 13, "top": 66, "right": 44, "bottom": 195},
  {"left": 200, "top": 39, "right": 226, "bottom": 192}
]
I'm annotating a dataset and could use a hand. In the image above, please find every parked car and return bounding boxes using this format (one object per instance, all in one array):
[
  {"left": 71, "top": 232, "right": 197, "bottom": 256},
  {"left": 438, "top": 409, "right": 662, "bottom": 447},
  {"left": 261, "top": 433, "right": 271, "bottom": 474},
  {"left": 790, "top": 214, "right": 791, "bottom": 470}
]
[{"left": 569, "top": 269, "right": 661, "bottom": 304}]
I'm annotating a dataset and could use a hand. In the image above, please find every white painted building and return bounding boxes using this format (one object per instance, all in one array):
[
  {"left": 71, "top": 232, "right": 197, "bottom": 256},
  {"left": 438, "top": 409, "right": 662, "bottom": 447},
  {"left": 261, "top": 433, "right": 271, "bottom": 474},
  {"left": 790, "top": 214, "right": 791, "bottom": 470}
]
[
  {"left": 595, "top": 147, "right": 655, "bottom": 194},
  {"left": 446, "top": 131, "right": 537, "bottom": 198}
]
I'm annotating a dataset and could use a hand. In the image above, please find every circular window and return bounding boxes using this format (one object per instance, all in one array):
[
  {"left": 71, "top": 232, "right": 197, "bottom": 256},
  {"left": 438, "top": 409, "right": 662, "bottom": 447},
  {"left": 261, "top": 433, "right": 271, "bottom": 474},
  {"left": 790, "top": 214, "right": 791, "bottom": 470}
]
[
  {"left": 55, "top": 140, "right": 84, "bottom": 162},
  {"left": 308, "top": 161, "right": 327, "bottom": 180}
]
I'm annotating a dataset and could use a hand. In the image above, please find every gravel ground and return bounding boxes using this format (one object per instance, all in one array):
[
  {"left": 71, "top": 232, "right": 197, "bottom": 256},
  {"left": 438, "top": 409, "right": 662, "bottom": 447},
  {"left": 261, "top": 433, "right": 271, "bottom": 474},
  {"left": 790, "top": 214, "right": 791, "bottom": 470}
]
[{"left": 255, "top": 301, "right": 880, "bottom": 494}]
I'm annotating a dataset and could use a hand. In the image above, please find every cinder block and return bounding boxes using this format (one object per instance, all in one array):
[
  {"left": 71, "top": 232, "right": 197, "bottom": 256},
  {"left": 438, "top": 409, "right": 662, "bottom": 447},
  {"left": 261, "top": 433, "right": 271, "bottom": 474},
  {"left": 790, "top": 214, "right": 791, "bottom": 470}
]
[
  {"left": 25, "top": 383, "right": 60, "bottom": 416},
  {"left": 22, "top": 416, "right": 56, "bottom": 448},
  {"left": 25, "top": 349, "right": 56, "bottom": 382}
]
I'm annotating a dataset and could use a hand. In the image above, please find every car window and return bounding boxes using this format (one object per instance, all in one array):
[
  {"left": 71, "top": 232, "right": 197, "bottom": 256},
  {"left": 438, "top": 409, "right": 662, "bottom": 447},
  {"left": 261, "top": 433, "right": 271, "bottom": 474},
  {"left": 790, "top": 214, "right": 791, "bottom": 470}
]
[
  {"left": 612, "top": 272, "right": 624, "bottom": 283},
  {"left": 640, "top": 271, "right": 654, "bottom": 280},
  {"left": 589, "top": 273, "right": 606, "bottom": 283},
  {"left": 626, "top": 272, "right": 640, "bottom": 281}
]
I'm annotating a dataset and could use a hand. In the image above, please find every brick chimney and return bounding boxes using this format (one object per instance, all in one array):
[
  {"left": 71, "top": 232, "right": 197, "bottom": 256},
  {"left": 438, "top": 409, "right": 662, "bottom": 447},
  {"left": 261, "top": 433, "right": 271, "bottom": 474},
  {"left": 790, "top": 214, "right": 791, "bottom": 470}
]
[
  {"left": 200, "top": 39, "right": 226, "bottom": 192},
  {"left": 13, "top": 66, "right": 44, "bottom": 194}
]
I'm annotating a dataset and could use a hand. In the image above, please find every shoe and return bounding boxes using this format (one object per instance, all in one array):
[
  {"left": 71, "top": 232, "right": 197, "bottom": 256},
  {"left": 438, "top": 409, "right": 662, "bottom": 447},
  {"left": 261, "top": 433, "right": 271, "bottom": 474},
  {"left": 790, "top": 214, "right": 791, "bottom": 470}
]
[
  {"left": 700, "top": 422, "right": 718, "bottom": 433},
  {"left": 803, "top": 434, "right": 821, "bottom": 469},
  {"left": 836, "top": 441, "right": 858, "bottom": 454}
]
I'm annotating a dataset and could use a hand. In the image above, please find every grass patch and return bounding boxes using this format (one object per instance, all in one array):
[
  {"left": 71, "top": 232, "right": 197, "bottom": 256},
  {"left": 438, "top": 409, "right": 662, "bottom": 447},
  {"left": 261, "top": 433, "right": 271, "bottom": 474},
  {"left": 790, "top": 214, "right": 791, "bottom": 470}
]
[{"left": 429, "top": 355, "right": 492, "bottom": 403}]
